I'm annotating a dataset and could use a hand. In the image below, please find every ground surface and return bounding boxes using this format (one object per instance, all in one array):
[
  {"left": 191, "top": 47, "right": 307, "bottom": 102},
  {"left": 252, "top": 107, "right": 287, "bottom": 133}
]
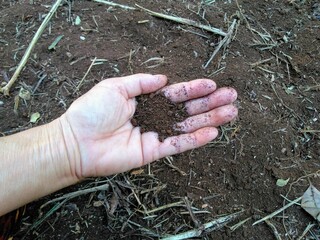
[{"left": 0, "top": 0, "right": 319, "bottom": 239}]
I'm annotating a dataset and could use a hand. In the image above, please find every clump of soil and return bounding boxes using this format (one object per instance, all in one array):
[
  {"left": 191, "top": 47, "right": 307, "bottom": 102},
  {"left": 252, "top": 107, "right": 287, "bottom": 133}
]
[{"left": 132, "top": 92, "right": 188, "bottom": 141}]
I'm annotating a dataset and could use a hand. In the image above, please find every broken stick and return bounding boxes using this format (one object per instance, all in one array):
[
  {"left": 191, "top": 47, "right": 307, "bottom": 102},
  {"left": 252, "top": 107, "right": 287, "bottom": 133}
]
[{"left": 0, "top": 0, "right": 63, "bottom": 95}]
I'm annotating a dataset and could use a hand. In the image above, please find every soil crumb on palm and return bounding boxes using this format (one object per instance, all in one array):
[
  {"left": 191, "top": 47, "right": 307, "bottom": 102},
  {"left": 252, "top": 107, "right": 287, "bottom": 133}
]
[{"left": 132, "top": 93, "right": 188, "bottom": 141}]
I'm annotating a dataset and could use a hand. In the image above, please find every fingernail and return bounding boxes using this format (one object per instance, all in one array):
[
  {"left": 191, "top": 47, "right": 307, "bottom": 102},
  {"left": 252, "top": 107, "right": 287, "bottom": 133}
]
[
  {"left": 229, "top": 88, "right": 238, "bottom": 102},
  {"left": 229, "top": 105, "right": 238, "bottom": 118}
]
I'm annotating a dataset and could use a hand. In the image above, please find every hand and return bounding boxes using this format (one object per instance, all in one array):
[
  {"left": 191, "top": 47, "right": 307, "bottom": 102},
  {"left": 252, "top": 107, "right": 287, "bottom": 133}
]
[{"left": 61, "top": 74, "right": 238, "bottom": 179}]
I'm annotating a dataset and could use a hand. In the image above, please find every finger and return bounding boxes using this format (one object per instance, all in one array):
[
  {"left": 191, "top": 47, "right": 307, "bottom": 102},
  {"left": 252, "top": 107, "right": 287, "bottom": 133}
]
[
  {"left": 157, "top": 127, "right": 218, "bottom": 159},
  {"left": 140, "top": 127, "right": 218, "bottom": 164},
  {"left": 186, "top": 87, "right": 237, "bottom": 115},
  {"left": 161, "top": 79, "right": 216, "bottom": 103},
  {"left": 175, "top": 105, "right": 238, "bottom": 133},
  {"left": 106, "top": 74, "right": 168, "bottom": 98}
]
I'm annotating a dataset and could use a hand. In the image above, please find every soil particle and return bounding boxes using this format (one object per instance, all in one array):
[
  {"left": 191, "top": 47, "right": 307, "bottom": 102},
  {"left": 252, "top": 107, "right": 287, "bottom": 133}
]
[{"left": 132, "top": 92, "right": 188, "bottom": 141}]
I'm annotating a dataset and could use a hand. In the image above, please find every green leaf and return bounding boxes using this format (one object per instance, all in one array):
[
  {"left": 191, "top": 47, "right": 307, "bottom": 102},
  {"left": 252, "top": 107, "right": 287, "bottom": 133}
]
[
  {"left": 276, "top": 178, "right": 290, "bottom": 187},
  {"left": 30, "top": 112, "right": 41, "bottom": 123},
  {"left": 48, "top": 35, "right": 64, "bottom": 50},
  {"left": 75, "top": 16, "right": 81, "bottom": 25}
]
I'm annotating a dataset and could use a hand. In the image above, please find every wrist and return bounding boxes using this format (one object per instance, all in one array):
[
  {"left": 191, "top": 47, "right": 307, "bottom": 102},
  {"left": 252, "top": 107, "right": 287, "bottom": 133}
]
[
  {"left": 51, "top": 114, "right": 82, "bottom": 183},
  {"left": 0, "top": 116, "right": 81, "bottom": 215}
]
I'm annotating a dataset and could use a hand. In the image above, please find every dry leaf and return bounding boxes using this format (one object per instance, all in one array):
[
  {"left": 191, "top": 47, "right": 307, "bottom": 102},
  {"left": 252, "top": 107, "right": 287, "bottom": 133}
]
[
  {"left": 301, "top": 184, "right": 320, "bottom": 221},
  {"left": 131, "top": 169, "right": 144, "bottom": 175}
]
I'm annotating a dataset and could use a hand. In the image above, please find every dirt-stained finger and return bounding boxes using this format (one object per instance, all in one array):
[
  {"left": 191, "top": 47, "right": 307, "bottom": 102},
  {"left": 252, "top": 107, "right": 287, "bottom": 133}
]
[
  {"left": 157, "top": 127, "right": 218, "bottom": 158},
  {"left": 161, "top": 79, "right": 217, "bottom": 103},
  {"left": 175, "top": 105, "right": 238, "bottom": 133},
  {"left": 185, "top": 87, "right": 238, "bottom": 115}
]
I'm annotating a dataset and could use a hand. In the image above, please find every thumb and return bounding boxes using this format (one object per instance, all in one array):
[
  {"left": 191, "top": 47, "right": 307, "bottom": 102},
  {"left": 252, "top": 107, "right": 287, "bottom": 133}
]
[{"left": 104, "top": 73, "right": 168, "bottom": 98}]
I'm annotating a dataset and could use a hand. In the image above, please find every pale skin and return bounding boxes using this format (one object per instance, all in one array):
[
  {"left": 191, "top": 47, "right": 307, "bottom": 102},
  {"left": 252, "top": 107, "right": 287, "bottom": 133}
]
[{"left": 0, "top": 74, "right": 238, "bottom": 216}]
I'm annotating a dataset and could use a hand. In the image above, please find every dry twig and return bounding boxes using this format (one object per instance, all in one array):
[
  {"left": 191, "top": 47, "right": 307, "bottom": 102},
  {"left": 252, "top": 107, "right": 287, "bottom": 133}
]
[
  {"left": 74, "top": 57, "right": 97, "bottom": 93},
  {"left": 229, "top": 217, "right": 251, "bottom": 231},
  {"left": 138, "top": 201, "right": 184, "bottom": 215},
  {"left": 93, "top": 0, "right": 136, "bottom": 10},
  {"left": 249, "top": 57, "right": 274, "bottom": 68},
  {"left": 265, "top": 220, "right": 282, "bottom": 240},
  {"left": 297, "top": 223, "right": 316, "bottom": 240},
  {"left": 28, "top": 183, "right": 109, "bottom": 232},
  {"left": 164, "top": 156, "right": 187, "bottom": 176},
  {"left": 253, "top": 196, "right": 302, "bottom": 226},
  {"left": 184, "top": 197, "right": 201, "bottom": 228},
  {"left": 136, "top": 4, "right": 227, "bottom": 37},
  {"left": 203, "top": 19, "right": 237, "bottom": 68},
  {"left": 162, "top": 210, "right": 243, "bottom": 240},
  {"left": 0, "top": 0, "right": 63, "bottom": 95},
  {"left": 40, "top": 183, "right": 109, "bottom": 210}
]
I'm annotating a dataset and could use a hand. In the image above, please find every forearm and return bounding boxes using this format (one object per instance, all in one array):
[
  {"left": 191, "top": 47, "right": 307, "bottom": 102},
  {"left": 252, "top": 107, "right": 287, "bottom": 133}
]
[{"left": 0, "top": 117, "right": 80, "bottom": 216}]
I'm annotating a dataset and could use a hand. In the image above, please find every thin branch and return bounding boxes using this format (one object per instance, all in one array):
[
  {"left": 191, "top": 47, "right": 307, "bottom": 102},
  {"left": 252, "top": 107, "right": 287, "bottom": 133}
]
[{"left": 0, "top": 0, "right": 64, "bottom": 95}]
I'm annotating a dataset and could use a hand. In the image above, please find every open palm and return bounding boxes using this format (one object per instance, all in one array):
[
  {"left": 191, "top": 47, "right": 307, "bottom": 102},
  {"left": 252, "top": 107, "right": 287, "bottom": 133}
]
[{"left": 62, "top": 74, "right": 238, "bottom": 178}]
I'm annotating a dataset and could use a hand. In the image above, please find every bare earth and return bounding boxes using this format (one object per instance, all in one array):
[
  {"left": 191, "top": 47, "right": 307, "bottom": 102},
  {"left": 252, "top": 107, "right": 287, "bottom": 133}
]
[{"left": 0, "top": 0, "right": 319, "bottom": 239}]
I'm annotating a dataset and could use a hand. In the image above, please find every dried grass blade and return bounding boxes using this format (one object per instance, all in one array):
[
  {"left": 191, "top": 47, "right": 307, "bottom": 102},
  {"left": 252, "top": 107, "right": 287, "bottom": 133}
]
[
  {"left": 93, "top": 0, "right": 136, "bottom": 10},
  {"left": 136, "top": 4, "right": 227, "bottom": 37}
]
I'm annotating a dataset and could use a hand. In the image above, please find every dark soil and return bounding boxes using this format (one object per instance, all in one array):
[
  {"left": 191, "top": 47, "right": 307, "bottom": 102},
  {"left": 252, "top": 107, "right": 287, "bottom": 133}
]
[
  {"left": 132, "top": 93, "right": 188, "bottom": 141},
  {"left": 0, "top": 0, "right": 319, "bottom": 239}
]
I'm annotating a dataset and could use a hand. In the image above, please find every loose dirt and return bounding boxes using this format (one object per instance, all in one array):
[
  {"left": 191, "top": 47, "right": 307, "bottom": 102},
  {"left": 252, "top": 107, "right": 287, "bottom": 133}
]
[
  {"left": 133, "top": 92, "right": 188, "bottom": 141},
  {"left": 0, "top": 0, "right": 319, "bottom": 239}
]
